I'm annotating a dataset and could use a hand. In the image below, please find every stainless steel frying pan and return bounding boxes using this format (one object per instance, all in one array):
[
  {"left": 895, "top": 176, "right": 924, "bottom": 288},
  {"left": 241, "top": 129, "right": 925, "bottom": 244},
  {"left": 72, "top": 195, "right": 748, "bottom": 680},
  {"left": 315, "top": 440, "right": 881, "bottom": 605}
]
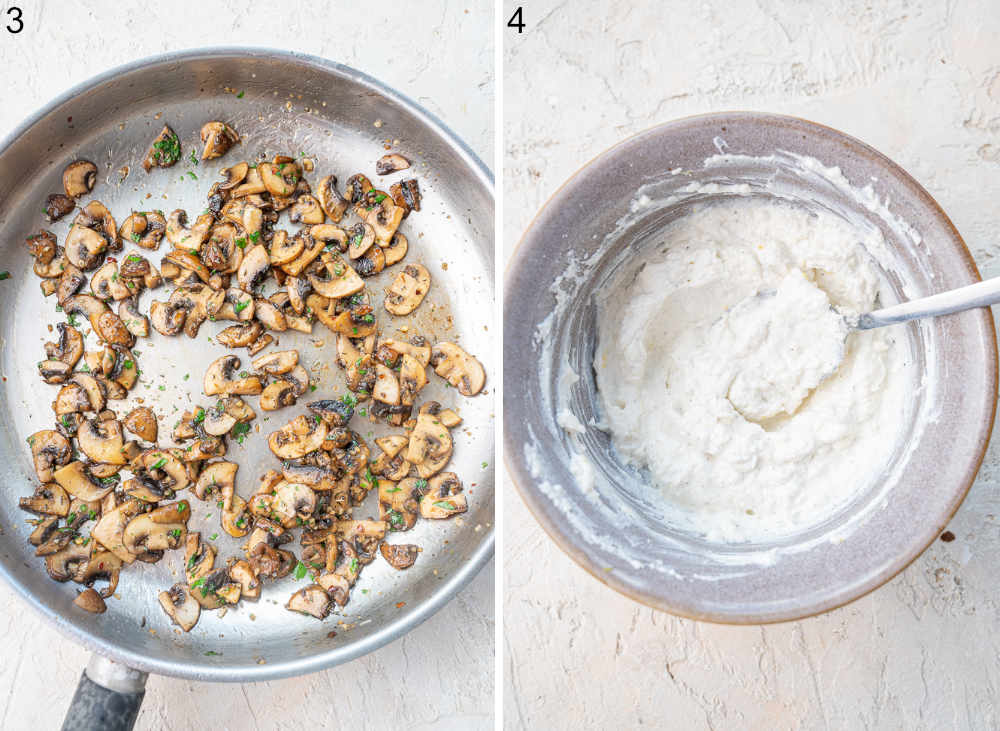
[{"left": 0, "top": 48, "right": 494, "bottom": 728}]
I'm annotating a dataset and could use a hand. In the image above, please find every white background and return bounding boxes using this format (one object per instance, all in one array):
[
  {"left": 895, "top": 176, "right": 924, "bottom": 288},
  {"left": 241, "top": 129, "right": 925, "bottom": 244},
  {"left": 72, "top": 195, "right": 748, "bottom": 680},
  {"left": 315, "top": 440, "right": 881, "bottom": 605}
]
[
  {"left": 504, "top": 1, "right": 1000, "bottom": 728},
  {"left": 0, "top": 2, "right": 494, "bottom": 729}
]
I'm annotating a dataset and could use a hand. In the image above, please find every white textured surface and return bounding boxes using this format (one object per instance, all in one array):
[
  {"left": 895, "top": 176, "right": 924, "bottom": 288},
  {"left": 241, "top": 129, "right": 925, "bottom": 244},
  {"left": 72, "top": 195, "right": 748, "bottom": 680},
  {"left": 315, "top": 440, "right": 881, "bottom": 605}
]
[
  {"left": 0, "top": 2, "right": 493, "bottom": 729},
  {"left": 505, "top": 1, "right": 1000, "bottom": 728}
]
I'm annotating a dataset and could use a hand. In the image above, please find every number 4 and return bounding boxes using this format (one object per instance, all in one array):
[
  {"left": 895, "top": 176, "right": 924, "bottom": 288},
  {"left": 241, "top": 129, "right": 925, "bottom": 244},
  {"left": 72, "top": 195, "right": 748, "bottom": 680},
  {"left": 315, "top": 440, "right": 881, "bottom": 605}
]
[{"left": 507, "top": 6, "right": 524, "bottom": 33}]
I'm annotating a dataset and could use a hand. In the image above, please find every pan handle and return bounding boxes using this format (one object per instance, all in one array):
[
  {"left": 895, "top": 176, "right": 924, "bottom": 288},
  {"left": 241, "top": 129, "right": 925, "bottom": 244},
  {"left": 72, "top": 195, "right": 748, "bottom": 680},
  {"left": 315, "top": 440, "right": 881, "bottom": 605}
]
[{"left": 60, "top": 654, "right": 148, "bottom": 731}]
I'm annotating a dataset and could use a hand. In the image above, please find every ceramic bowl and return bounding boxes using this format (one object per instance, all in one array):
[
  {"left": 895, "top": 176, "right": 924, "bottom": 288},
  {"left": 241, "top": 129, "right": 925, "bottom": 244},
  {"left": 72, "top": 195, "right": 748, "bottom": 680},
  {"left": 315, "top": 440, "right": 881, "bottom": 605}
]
[{"left": 503, "top": 112, "right": 997, "bottom": 623}]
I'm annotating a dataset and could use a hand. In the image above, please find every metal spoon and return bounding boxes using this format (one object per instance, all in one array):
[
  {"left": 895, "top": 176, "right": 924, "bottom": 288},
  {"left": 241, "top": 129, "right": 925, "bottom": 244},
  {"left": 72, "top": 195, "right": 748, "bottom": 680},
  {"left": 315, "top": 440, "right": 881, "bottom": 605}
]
[{"left": 851, "top": 276, "right": 1000, "bottom": 330}]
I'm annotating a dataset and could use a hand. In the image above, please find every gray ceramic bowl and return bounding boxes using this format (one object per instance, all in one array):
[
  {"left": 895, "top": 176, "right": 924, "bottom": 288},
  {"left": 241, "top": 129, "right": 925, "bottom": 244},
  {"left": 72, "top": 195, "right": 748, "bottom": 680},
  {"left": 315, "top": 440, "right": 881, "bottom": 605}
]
[{"left": 504, "top": 113, "right": 997, "bottom": 623}]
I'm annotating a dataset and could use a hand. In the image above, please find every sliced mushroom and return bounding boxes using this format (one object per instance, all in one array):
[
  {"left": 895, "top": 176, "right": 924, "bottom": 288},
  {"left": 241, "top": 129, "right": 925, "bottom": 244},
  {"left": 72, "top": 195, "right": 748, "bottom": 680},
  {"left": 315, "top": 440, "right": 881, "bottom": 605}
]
[
  {"left": 184, "top": 532, "right": 216, "bottom": 584},
  {"left": 289, "top": 194, "right": 325, "bottom": 225},
  {"left": 268, "top": 414, "right": 328, "bottom": 460},
  {"left": 375, "top": 153, "right": 411, "bottom": 175},
  {"left": 120, "top": 211, "right": 167, "bottom": 250},
  {"left": 216, "top": 320, "right": 263, "bottom": 348},
  {"left": 380, "top": 543, "right": 419, "bottom": 570},
  {"left": 62, "top": 294, "right": 133, "bottom": 347},
  {"left": 253, "top": 349, "right": 298, "bottom": 375},
  {"left": 389, "top": 178, "right": 422, "bottom": 215},
  {"left": 316, "top": 175, "right": 349, "bottom": 222},
  {"left": 384, "top": 264, "right": 430, "bottom": 316},
  {"left": 70, "top": 372, "right": 107, "bottom": 412},
  {"left": 64, "top": 224, "right": 107, "bottom": 271},
  {"left": 335, "top": 519, "right": 387, "bottom": 565},
  {"left": 45, "top": 193, "right": 75, "bottom": 222},
  {"left": 228, "top": 559, "right": 260, "bottom": 600},
  {"left": 119, "top": 299, "right": 150, "bottom": 337},
  {"left": 430, "top": 342, "right": 486, "bottom": 396},
  {"left": 27, "top": 429, "right": 72, "bottom": 484},
  {"left": 405, "top": 402, "right": 454, "bottom": 479},
  {"left": 308, "top": 252, "right": 364, "bottom": 299},
  {"left": 353, "top": 243, "right": 386, "bottom": 279},
  {"left": 286, "top": 584, "right": 331, "bottom": 619},
  {"left": 166, "top": 209, "right": 213, "bottom": 250},
  {"left": 63, "top": 160, "right": 98, "bottom": 198},
  {"left": 379, "top": 336, "right": 431, "bottom": 367},
  {"left": 399, "top": 354, "right": 427, "bottom": 406},
  {"left": 123, "top": 407, "right": 157, "bottom": 442},
  {"left": 365, "top": 197, "right": 404, "bottom": 244},
  {"left": 382, "top": 232, "right": 408, "bottom": 265},
  {"left": 137, "top": 449, "right": 191, "bottom": 492},
  {"left": 345, "top": 174, "right": 374, "bottom": 205},
  {"left": 378, "top": 477, "right": 420, "bottom": 531},
  {"left": 254, "top": 299, "right": 287, "bottom": 332},
  {"left": 193, "top": 460, "right": 238, "bottom": 501},
  {"left": 143, "top": 125, "right": 181, "bottom": 171},
  {"left": 237, "top": 243, "right": 270, "bottom": 293},
  {"left": 346, "top": 222, "right": 376, "bottom": 260},
  {"left": 149, "top": 300, "right": 186, "bottom": 336},
  {"left": 259, "top": 161, "right": 298, "bottom": 197},
  {"left": 268, "top": 229, "right": 303, "bottom": 266},
  {"left": 78, "top": 418, "right": 126, "bottom": 465},
  {"left": 73, "top": 588, "right": 107, "bottom": 613},
  {"left": 159, "top": 583, "right": 201, "bottom": 632},
  {"left": 272, "top": 481, "right": 317, "bottom": 522},
  {"left": 201, "top": 121, "right": 240, "bottom": 160},
  {"left": 420, "top": 472, "right": 468, "bottom": 519},
  {"left": 90, "top": 260, "right": 132, "bottom": 301},
  {"left": 221, "top": 494, "right": 251, "bottom": 538},
  {"left": 306, "top": 398, "right": 354, "bottom": 428},
  {"left": 91, "top": 500, "right": 144, "bottom": 563},
  {"left": 373, "top": 364, "right": 401, "bottom": 405},
  {"left": 203, "top": 355, "right": 263, "bottom": 396},
  {"left": 45, "top": 542, "right": 92, "bottom": 582},
  {"left": 281, "top": 229, "right": 326, "bottom": 277},
  {"left": 54, "top": 461, "right": 115, "bottom": 502},
  {"left": 375, "top": 434, "right": 409, "bottom": 458},
  {"left": 19, "top": 482, "right": 71, "bottom": 517},
  {"left": 122, "top": 501, "right": 189, "bottom": 555},
  {"left": 260, "top": 380, "right": 298, "bottom": 411}
]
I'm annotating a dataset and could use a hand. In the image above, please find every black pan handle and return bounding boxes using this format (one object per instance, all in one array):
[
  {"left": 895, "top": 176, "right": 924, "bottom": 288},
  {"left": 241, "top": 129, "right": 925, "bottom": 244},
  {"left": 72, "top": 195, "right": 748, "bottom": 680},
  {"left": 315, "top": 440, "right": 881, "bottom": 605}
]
[{"left": 61, "top": 655, "right": 148, "bottom": 731}]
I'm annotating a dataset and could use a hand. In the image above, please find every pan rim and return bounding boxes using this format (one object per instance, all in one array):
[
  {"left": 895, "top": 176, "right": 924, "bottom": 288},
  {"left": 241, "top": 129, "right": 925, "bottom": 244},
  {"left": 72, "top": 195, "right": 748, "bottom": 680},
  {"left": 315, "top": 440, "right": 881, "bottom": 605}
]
[{"left": 0, "top": 45, "right": 494, "bottom": 682}]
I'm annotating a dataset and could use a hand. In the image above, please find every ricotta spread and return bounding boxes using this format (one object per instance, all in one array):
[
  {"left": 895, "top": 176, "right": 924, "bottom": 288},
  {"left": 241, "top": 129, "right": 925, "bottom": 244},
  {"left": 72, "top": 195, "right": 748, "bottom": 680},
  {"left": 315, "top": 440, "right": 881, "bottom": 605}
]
[{"left": 594, "top": 198, "right": 908, "bottom": 542}]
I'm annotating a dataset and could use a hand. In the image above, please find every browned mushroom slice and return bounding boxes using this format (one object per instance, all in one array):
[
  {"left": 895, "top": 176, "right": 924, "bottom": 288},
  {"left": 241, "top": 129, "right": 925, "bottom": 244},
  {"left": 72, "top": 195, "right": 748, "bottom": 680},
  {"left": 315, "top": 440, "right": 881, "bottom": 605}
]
[
  {"left": 217, "top": 320, "right": 263, "bottom": 348},
  {"left": 78, "top": 418, "right": 126, "bottom": 465},
  {"left": 143, "top": 125, "right": 181, "bottom": 171},
  {"left": 378, "top": 477, "right": 421, "bottom": 531},
  {"left": 204, "top": 355, "right": 263, "bottom": 396},
  {"left": 122, "top": 500, "right": 190, "bottom": 556},
  {"left": 259, "top": 161, "right": 299, "bottom": 197},
  {"left": 19, "top": 482, "right": 71, "bottom": 517},
  {"left": 159, "top": 583, "right": 200, "bottom": 631},
  {"left": 384, "top": 264, "right": 430, "bottom": 316},
  {"left": 430, "top": 341, "right": 486, "bottom": 396},
  {"left": 119, "top": 299, "right": 149, "bottom": 338},
  {"left": 375, "top": 153, "right": 411, "bottom": 175},
  {"left": 45, "top": 193, "right": 75, "bottom": 222},
  {"left": 254, "top": 299, "right": 288, "bottom": 332},
  {"left": 346, "top": 222, "right": 376, "bottom": 259},
  {"left": 399, "top": 354, "right": 428, "bottom": 406},
  {"left": 27, "top": 229, "right": 58, "bottom": 264},
  {"left": 120, "top": 213, "right": 161, "bottom": 251},
  {"left": 316, "top": 175, "right": 349, "bottom": 222},
  {"left": 268, "top": 414, "right": 328, "bottom": 460},
  {"left": 221, "top": 494, "right": 251, "bottom": 538},
  {"left": 286, "top": 584, "right": 331, "bottom": 619},
  {"left": 200, "top": 121, "right": 240, "bottom": 159},
  {"left": 63, "top": 160, "right": 98, "bottom": 198},
  {"left": 344, "top": 174, "right": 374, "bottom": 206},
  {"left": 73, "top": 588, "right": 107, "bottom": 614},
  {"left": 64, "top": 224, "right": 108, "bottom": 271},
  {"left": 380, "top": 543, "right": 419, "bottom": 570},
  {"left": 54, "top": 461, "right": 115, "bottom": 502},
  {"left": 45, "top": 323, "right": 84, "bottom": 368},
  {"left": 166, "top": 210, "right": 213, "bottom": 252},
  {"left": 308, "top": 252, "right": 363, "bottom": 299},
  {"left": 389, "top": 178, "right": 421, "bottom": 215},
  {"left": 38, "top": 360, "right": 71, "bottom": 384},
  {"left": 289, "top": 194, "right": 325, "bottom": 224},
  {"left": 260, "top": 380, "right": 298, "bottom": 411},
  {"left": 365, "top": 197, "right": 404, "bottom": 245},
  {"left": 215, "top": 287, "right": 254, "bottom": 321},
  {"left": 281, "top": 229, "right": 326, "bottom": 277},
  {"left": 405, "top": 402, "right": 454, "bottom": 479},
  {"left": 232, "top": 166, "right": 267, "bottom": 197},
  {"left": 237, "top": 243, "right": 270, "bottom": 293},
  {"left": 229, "top": 558, "right": 260, "bottom": 599},
  {"left": 268, "top": 230, "right": 303, "bottom": 266},
  {"left": 420, "top": 472, "right": 468, "bottom": 519},
  {"left": 373, "top": 364, "right": 401, "bottom": 405},
  {"left": 382, "top": 232, "right": 408, "bottom": 266},
  {"left": 90, "top": 260, "right": 132, "bottom": 301},
  {"left": 149, "top": 300, "right": 186, "bottom": 336},
  {"left": 253, "top": 349, "right": 298, "bottom": 375},
  {"left": 123, "top": 407, "right": 157, "bottom": 442}
]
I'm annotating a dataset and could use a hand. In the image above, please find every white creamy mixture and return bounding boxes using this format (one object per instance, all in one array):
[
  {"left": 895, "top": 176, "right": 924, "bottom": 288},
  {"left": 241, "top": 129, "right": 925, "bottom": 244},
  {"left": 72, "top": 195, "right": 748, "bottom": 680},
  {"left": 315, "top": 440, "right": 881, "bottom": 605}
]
[{"left": 594, "top": 199, "right": 909, "bottom": 542}]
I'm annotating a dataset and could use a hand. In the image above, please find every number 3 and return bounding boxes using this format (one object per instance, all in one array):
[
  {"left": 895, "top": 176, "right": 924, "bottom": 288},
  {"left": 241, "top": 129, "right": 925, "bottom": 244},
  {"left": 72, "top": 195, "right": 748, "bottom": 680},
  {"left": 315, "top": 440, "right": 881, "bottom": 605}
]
[
  {"left": 6, "top": 6, "right": 23, "bottom": 33},
  {"left": 507, "top": 6, "right": 524, "bottom": 33}
]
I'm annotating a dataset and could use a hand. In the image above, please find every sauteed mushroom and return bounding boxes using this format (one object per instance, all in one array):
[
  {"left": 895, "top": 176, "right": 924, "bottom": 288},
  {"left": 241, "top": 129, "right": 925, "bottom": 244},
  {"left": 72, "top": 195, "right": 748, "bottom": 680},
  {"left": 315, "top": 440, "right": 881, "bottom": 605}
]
[
  {"left": 45, "top": 193, "right": 75, "bottom": 222},
  {"left": 63, "top": 160, "right": 98, "bottom": 198},
  {"left": 384, "top": 264, "right": 430, "bottom": 316},
  {"left": 159, "top": 583, "right": 200, "bottom": 631},
  {"left": 204, "top": 355, "right": 263, "bottom": 396},
  {"left": 200, "top": 121, "right": 240, "bottom": 160},
  {"left": 431, "top": 341, "right": 486, "bottom": 396},
  {"left": 143, "top": 125, "right": 181, "bottom": 171},
  {"left": 375, "top": 153, "right": 410, "bottom": 175}
]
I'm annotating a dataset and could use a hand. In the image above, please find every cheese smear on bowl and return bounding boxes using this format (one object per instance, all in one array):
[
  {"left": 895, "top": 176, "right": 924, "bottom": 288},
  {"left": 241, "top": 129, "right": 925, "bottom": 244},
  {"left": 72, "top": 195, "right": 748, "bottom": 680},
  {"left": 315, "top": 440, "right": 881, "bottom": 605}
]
[{"left": 594, "top": 198, "right": 908, "bottom": 543}]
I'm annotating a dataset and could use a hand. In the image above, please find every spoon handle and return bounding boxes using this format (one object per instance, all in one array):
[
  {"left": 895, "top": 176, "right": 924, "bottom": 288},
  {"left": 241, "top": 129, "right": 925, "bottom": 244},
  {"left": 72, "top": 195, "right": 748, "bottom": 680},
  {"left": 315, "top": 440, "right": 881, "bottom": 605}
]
[{"left": 857, "top": 275, "right": 1000, "bottom": 330}]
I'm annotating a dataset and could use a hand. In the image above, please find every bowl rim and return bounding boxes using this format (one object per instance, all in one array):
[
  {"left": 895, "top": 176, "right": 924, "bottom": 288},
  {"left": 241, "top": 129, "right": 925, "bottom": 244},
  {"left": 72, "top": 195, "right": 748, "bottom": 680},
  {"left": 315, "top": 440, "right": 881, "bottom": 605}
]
[{"left": 503, "top": 110, "right": 998, "bottom": 624}]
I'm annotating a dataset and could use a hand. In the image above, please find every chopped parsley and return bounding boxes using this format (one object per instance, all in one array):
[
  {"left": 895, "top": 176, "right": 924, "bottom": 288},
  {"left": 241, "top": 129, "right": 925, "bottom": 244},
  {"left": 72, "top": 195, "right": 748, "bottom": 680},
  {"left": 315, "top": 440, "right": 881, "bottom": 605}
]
[
  {"left": 209, "top": 533, "right": 218, "bottom": 540},
  {"left": 231, "top": 422, "right": 251, "bottom": 444},
  {"left": 153, "top": 131, "right": 181, "bottom": 165},
  {"left": 0, "top": 270, "right": 9, "bottom": 280},
  {"left": 294, "top": 561, "right": 308, "bottom": 580},
  {"left": 234, "top": 299, "right": 249, "bottom": 314},
  {"left": 130, "top": 233, "right": 141, "bottom": 243},
  {"left": 433, "top": 500, "right": 456, "bottom": 511},
  {"left": 66, "top": 313, "right": 79, "bottom": 327},
  {"left": 168, "top": 528, "right": 182, "bottom": 539},
  {"left": 151, "top": 456, "right": 167, "bottom": 470},
  {"left": 188, "top": 149, "right": 199, "bottom": 166},
  {"left": 193, "top": 407, "right": 206, "bottom": 425},
  {"left": 249, "top": 231, "right": 260, "bottom": 243},
  {"left": 236, "top": 90, "right": 245, "bottom": 99},
  {"left": 235, "top": 237, "right": 247, "bottom": 249}
]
